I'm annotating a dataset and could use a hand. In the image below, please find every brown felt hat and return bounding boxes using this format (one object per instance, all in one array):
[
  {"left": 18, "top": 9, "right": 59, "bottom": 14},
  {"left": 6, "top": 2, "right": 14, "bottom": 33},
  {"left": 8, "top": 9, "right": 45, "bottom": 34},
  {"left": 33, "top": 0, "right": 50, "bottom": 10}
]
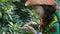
[{"left": 25, "top": 0, "right": 57, "bottom": 7}]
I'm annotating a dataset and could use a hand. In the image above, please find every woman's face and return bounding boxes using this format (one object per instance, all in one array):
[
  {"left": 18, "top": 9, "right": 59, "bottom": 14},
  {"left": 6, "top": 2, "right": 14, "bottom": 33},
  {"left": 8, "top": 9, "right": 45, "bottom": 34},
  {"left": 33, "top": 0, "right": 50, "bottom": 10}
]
[{"left": 34, "top": 6, "right": 46, "bottom": 18}]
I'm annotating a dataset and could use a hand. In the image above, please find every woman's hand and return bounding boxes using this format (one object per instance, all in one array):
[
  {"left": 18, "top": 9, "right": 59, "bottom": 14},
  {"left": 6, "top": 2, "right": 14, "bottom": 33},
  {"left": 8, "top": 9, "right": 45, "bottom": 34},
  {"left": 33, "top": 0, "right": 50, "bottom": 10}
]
[{"left": 21, "top": 21, "right": 38, "bottom": 34}]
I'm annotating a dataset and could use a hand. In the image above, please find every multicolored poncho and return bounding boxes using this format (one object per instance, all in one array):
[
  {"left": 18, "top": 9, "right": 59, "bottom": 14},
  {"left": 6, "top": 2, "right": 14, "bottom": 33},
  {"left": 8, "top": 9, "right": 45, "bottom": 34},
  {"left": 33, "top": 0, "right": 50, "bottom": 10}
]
[{"left": 47, "top": 11, "right": 60, "bottom": 34}]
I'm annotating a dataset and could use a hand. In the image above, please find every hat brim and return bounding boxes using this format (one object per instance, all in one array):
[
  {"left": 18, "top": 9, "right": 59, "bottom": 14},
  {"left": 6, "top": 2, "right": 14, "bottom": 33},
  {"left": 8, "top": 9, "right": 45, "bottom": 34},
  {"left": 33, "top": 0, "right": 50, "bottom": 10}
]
[{"left": 25, "top": 0, "right": 57, "bottom": 7}]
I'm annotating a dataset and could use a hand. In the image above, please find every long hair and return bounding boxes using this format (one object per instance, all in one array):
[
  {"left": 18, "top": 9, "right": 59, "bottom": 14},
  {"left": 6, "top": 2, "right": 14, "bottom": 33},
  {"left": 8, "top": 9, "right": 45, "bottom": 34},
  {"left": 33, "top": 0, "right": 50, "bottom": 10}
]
[{"left": 42, "top": 5, "right": 56, "bottom": 25}]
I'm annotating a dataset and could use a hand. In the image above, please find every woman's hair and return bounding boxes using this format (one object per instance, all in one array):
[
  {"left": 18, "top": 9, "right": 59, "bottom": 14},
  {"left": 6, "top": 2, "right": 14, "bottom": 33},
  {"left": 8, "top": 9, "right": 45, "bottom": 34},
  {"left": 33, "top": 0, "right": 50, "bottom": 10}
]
[{"left": 42, "top": 5, "right": 56, "bottom": 25}]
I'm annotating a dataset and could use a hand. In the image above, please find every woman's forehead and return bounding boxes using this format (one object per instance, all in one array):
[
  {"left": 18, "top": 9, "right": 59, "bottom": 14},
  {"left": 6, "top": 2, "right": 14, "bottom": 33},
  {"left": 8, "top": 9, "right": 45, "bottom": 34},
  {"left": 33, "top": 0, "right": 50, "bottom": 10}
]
[
  {"left": 34, "top": 6, "right": 44, "bottom": 10},
  {"left": 32, "top": 6, "right": 43, "bottom": 9},
  {"left": 34, "top": 6, "right": 45, "bottom": 13}
]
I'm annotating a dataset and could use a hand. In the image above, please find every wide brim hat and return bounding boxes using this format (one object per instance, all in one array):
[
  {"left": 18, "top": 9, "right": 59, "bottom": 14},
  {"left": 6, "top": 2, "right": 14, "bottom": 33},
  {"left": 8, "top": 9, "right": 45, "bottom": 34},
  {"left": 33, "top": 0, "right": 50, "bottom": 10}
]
[{"left": 25, "top": 0, "right": 57, "bottom": 7}]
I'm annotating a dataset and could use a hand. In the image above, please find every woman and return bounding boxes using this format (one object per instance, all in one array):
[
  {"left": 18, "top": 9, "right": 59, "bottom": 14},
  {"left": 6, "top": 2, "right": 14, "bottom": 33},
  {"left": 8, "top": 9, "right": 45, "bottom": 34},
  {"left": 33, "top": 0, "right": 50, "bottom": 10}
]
[{"left": 22, "top": 0, "right": 59, "bottom": 34}]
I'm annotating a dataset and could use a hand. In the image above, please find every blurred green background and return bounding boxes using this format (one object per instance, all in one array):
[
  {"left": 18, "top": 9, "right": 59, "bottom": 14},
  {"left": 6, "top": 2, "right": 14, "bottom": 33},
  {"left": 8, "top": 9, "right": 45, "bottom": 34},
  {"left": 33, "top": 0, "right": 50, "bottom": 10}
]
[{"left": 0, "top": 0, "right": 40, "bottom": 34}]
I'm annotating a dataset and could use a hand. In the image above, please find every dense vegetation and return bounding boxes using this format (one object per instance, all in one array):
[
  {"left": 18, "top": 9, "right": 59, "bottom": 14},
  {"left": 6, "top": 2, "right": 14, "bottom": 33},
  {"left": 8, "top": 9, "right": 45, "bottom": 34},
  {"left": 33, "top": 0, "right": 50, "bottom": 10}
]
[{"left": 0, "top": 0, "right": 40, "bottom": 34}]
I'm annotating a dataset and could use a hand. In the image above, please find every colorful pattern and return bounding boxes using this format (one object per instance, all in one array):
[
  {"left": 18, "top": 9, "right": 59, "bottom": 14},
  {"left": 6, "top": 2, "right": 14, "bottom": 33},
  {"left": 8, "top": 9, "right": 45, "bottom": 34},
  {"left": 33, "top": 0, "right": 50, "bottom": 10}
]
[
  {"left": 48, "top": 11, "right": 60, "bottom": 34},
  {"left": 48, "top": 23, "right": 59, "bottom": 34},
  {"left": 49, "top": 14, "right": 58, "bottom": 27}
]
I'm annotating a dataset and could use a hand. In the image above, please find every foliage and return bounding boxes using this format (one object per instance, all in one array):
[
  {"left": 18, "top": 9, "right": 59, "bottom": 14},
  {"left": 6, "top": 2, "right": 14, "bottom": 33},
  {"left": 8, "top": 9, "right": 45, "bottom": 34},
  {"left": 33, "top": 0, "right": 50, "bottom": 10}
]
[{"left": 0, "top": 0, "right": 40, "bottom": 34}]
